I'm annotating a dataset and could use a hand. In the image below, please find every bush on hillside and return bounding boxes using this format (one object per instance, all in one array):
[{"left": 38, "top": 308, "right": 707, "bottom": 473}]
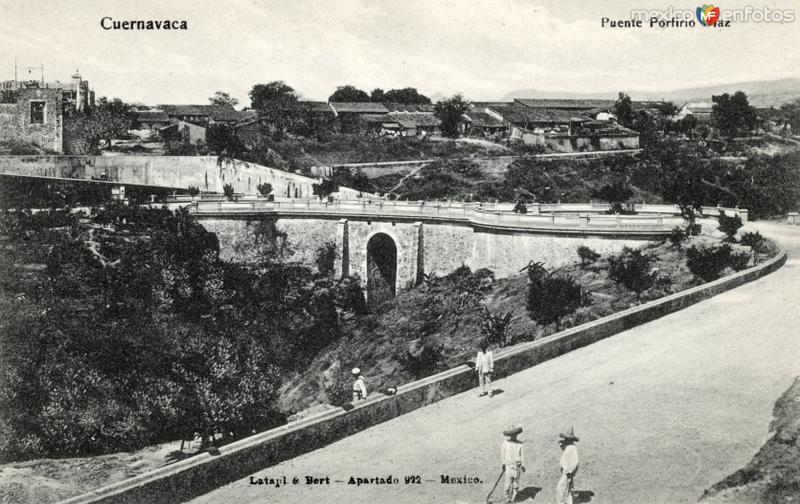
[
  {"left": 480, "top": 309, "right": 513, "bottom": 347},
  {"left": 668, "top": 227, "right": 686, "bottom": 248},
  {"left": 398, "top": 342, "right": 445, "bottom": 379},
  {"left": 577, "top": 246, "right": 601, "bottom": 267},
  {"left": 717, "top": 211, "right": 744, "bottom": 242},
  {"left": 526, "top": 261, "right": 589, "bottom": 331},
  {"left": 608, "top": 247, "right": 655, "bottom": 302},
  {"left": 686, "top": 244, "right": 733, "bottom": 282}
]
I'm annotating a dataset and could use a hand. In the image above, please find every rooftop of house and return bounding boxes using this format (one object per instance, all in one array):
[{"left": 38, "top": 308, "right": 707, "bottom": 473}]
[
  {"left": 392, "top": 113, "right": 441, "bottom": 128},
  {"left": 158, "top": 104, "right": 240, "bottom": 121},
  {"left": 134, "top": 110, "right": 170, "bottom": 122},
  {"left": 383, "top": 103, "right": 435, "bottom": 113},
  {"left": 462, "top": 110, "right": 507, "bottom": 128},
  {"left": 489, "top": 103, "right": 591, "bottom": 124},
  {"left": 514, "top": 98, "right": 617, "bottom": 110},
  {"left": 329, "top": 102, "right": 389, "bottom": 114}
]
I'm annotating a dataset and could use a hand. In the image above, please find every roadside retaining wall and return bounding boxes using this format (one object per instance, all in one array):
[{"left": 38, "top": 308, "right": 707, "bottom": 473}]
[{"left": 62, "top": 247, "right": 787, "bottom": 504}]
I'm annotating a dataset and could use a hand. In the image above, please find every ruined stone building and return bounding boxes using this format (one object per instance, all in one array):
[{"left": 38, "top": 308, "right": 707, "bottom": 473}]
[{"left": 0, "top": 87, "right": 64, "bottom": 152}]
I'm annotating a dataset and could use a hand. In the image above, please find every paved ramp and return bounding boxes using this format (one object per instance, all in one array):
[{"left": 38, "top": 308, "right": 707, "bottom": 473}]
[{"left": 192, "top": 222, "right": 800, "bottom": 504}]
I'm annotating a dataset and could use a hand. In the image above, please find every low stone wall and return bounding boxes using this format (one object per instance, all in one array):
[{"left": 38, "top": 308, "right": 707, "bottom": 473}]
[{"left": 62, "top": 247, "right": 786, "bottom": 504}]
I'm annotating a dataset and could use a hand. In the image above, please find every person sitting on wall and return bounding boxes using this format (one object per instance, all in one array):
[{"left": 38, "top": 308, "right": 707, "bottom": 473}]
[{"left": 352, "top": 368, "right": 368, "bottom": 401}]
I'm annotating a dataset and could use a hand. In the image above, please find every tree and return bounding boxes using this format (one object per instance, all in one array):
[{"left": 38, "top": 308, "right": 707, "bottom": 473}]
[
  {"left": 63, "top": 98, "right": 132, "bottom": 154},
  {"left": 480, "top": 308, "right": 513, "bottom": 347},
  {"left": 712, "top": 91, "right": 757, "bottom": 137},
  {"left": 526, "top": 262, "right": 587, "bottom": 331},
  {"left": 370, "top": 88, "right": 385, "bottom": 102},
  {"left": 209, "top": 91, "right": 238, "bottom": 107},
  {"left": 594, "top": 181, "right": 633, "bottom": 214},
  {"left": 717, "top": 211, "right": 743, "bottom": 242},
  {"left": 249, "top": 81, "right": 300, "bottom": 141},
  {"left": 328, "top": 85, "right": 370, "bottom": 102},
  {"left": 577, "top": 246, "right": 600, "bottom": 267},
  {"left": 206, "top": 124, "right": 244, "bottom": 156},
  {"left": 384, "top": 88, "right": 431, "bottom": 104},
  {"left": 741, "top": 231, "right": 766, "bottom": 265},
  {"left": 686, "top": 245, "right": 732, "bottom": 282},
  {"left": 256, "top": 183, "right": 273, "bottom": 197},
  {"left": 222, "top": 183, "right": 235, "bottom": 201},
  {"left": 249, "top": 81, "right": 298, "bottom": 110},
  {"left": 614, "top": 92, "right": 634, "bottom": 128},
  {"left": 434, "top": 94, "right": 470, "bottom": 138},
  {"left": 608, "top": 247, "right": 654, "bottom": 302},
  {"left": 312, "top": 178, "right": 339, "bottom": 199}
]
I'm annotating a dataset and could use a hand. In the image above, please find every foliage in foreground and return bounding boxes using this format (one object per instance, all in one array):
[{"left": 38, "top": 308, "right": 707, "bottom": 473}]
[{"left": 0, "top": 207, "right": 361, "bottom": 461}]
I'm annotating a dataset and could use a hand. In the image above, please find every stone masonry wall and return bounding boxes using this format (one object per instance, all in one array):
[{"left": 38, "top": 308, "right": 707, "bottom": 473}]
[{"left": 0, "top": 88, "right": 63, "bottom": 152}]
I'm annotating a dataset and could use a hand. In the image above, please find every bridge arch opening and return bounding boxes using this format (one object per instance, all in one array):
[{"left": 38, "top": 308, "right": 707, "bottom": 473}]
[{"left": 366, "top": 232, "right": 397, "bottom": 308}]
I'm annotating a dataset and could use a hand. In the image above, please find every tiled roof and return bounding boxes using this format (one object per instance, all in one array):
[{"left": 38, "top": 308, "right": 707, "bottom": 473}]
[
  {"left": 160, "top": 104, "right": 211, "bottom": 116},
  {"left": 329, "top": 102, "right": 389, "bottom": 114},
  {"left": 391, "top": 113, "right": 441, "bottom": 128},
  {"left": 135, "top": 110, "right": 170, "bottom": 122},
  {"left": 383, "top": 103, "right": 435, "bottom": 113},
  {"left": 515, "top": 98, "right": 617, "bottom": 110},
  {"left": 463, "top": 111, "right": 506, "bottom": 128},
  {"left": 360, "top": 114, "right": 393, "bottom": 124},
  {"left": 299, "top": 101, "right": 334, "bottom": 113},
  {"left": 489, "top": 104, "right": 589, "bottom": 125}
]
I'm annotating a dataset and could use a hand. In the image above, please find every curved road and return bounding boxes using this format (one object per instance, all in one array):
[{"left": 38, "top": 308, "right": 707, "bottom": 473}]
[{"left": 193, "top": 222, "right": 800, "bottom": 504}]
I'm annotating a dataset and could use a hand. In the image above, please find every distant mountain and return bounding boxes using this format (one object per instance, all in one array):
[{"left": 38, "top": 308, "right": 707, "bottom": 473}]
[{"left": 503, "top": 78, "right": 800, "bottom": 108}]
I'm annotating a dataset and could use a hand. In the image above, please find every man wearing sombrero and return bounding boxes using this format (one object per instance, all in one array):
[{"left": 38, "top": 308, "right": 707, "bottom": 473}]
[
  {"left": 351, "top": 368, "right": 367, "bottom": 402},
  {"left": 556, "top": 426, "right": 579, "bottom": 504},
  {"left": 501, "top": 425, "right": 526, "bottom": 502}
]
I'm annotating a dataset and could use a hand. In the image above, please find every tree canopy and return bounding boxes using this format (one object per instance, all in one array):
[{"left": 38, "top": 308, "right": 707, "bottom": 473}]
[
  {"left": 434, "top": 94, "right": 470, "bottom": 138},
  {"left": 209, "top": 91, "right": 239, "bottom": 107},
  {"left": 712, "top": 91, "right": 757, "bottom": 136},
  {"left": 328, "top": 85, "right": 370, "bottom": 102},
  {"left": 384, "top": 87, "right": 431, "bottom": 104},
  {"left": 614, "top": 92, "right": 634, "bottom": 128}
]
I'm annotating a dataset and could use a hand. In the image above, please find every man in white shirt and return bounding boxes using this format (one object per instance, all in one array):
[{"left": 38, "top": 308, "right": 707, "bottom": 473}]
[
  {"left": 351, "top": 368, "right": 367, "bottom": 401},
  {"left": 556, "top": 426, "right": 580, "bottom": 504},
  {"left": 501, "top": 425, "right": 525, "bottom": 502},
  {"left": 475, "top": 341, "right": 494, "bottom": 397}
]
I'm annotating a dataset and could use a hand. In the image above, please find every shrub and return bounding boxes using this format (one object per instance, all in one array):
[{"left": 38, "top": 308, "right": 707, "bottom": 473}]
[
  {"left": 312, "top": 178, "right": 339, "bottom": 199},
  {"left": 222, "top": 183, "right": 235, "bottom": 201},
  {"left": 398, "top": 342, "right": 444, "bottom": 379},
  {"left": 717, "top": 211, "right": 744, "bottom": 242},
  {"left": 526, "top": 262, "right": 588, "bottom": 331},
  {"left": 594, "top": 182, "right": 633, "bottom": 214},
  {"left": 608, "top": 247, "right": 654, "bottom": 302},
  {"left": 668, "top": 227, "right": 686, "bottom": 248},
  {"left": 577, "top": 246, "right": 600, "bottom": 267},
  {"left": 256, "top": 183, "right": 273, "bottom": 197},
  {"left": 315, "top": 242, "right": 337, "bottom": 277},
  {"left": 513, "top": 200, "right": 528, "bottom": 214},
  {"left": 729, "top": 251, "right": 751, "bottom": 272},
  {"left": 324, "top": 369, "right": 355, "bottom": 408},
  {"left": 480, "top": 308, "right": 513, "bottom": 347},
  {"left": 686, "top": 244, "right": 733, "bottom": 282},
  {"left": 187, "top": 186, "right": 200, "bottom": 197},
  {"left": 741, "top": 231, "right": 765, "bottom": 264}
]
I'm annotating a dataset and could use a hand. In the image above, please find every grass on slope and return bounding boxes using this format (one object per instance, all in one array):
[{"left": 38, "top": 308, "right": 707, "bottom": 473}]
[
  {"left": 701, "top": 376, "right": 800, "bottom": 503},
  {"left": 278, "top": 235, "right": 753, "bottom": 415}
]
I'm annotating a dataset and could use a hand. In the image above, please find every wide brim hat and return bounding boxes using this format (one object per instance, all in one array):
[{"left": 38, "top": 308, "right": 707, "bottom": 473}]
[
  {"left": 503, "top": 425, "right": 523, "bottom": 437},
  {"left": 559, "top": 426, "right": 579, "bottom": 442},
  {"left": 351, "top": 367, "right": 361, "bottom": 375}
]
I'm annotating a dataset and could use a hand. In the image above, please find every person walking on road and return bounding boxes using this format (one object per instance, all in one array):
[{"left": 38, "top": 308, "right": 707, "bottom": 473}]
[
  {"left": 556, "top": 426, "right": 579, "bottom": 504},
  {"left": 501, "top": 425, "right": 526, "bottom": 502},
  {"left": 351, "top": 368, "right": 367, "bottom": 402},
  {"left": 475, "top": 341, "right": 494, "bottom": 397}
]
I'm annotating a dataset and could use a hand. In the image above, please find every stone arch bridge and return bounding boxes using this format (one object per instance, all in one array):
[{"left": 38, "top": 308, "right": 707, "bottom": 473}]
[{"left": 192, "top": 199, "right": 747, "bottom": 304}]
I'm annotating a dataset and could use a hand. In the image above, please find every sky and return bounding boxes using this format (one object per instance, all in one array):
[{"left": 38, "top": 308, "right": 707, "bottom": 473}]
[{"left": 0, "top": 0, "right": 798, "bottom": 106}]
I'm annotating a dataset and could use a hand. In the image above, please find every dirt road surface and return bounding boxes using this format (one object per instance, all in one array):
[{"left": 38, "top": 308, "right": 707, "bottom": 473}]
[{"left": 192, "top": 222, "right": 800, "bottom": 504}]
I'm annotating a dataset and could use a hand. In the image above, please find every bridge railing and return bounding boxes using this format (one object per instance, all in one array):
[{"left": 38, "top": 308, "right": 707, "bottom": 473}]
[{"left": 191, "top": 199, "right": 690, "bottom": 234}]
